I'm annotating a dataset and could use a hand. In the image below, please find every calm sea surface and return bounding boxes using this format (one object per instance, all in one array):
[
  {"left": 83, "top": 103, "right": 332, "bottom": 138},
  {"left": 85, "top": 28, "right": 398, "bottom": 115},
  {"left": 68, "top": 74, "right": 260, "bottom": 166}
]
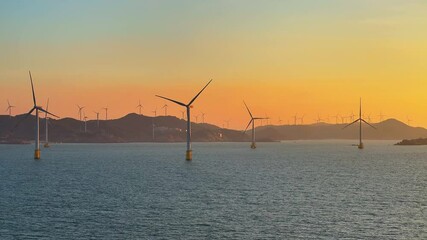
[{"left": 0, "top": 141, "right": 426, "bottom": 239}]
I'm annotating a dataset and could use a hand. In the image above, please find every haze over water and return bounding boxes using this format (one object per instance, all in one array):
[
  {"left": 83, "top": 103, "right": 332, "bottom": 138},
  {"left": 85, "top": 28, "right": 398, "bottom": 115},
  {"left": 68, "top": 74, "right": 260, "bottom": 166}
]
[{"left": 1, "top": 141, "right": 425, "bottom": 239}]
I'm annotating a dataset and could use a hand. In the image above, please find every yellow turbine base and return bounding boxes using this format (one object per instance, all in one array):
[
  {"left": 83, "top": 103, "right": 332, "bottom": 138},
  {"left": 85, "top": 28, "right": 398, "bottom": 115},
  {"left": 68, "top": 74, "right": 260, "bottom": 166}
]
[
  {"left": 186, "top": 150, "right": 192, "bottom": 161},
  {"left": 251, "top": 143, "right": 256, "bottom": 149},
  {"left": 358, "top": 143, "right": 364, "bottom": 149},
  {"left": 34, "top": 149, "right": 41, "bottom": 160}
]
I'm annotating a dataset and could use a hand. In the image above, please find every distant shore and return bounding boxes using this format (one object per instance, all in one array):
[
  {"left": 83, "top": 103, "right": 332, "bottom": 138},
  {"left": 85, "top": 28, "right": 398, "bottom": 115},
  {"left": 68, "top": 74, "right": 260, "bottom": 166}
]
[{"left": 395, "top": 138, "right": 427, "bottom": 146}]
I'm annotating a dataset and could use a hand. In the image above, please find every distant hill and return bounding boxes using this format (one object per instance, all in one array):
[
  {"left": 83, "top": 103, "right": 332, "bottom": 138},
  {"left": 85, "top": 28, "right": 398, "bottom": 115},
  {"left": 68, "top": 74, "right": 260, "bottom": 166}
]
[
  {"left": 0, "top": 113, "right": 247, "bottom": 143},
  {"left": 1, "top": 115, "right": 426, "bottom": 143},
  {"left": 255, "top": 119, "right": 427, "bottom": 141}
]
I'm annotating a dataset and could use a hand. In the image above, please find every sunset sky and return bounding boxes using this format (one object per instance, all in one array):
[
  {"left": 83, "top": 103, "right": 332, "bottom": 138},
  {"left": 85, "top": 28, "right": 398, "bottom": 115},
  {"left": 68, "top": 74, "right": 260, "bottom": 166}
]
[{"left": 1, "top": 0, "right": 427, "bottom": 129}]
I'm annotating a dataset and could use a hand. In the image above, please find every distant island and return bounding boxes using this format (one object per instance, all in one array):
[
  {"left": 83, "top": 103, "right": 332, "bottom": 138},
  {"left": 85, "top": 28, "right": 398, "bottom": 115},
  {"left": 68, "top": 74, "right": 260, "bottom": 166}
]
[
  {"left": 2, "top": 114, "right": 427, "bottom": 143},
  {"left": 395, "top": 138, "right": 427, "bottom": 146}
]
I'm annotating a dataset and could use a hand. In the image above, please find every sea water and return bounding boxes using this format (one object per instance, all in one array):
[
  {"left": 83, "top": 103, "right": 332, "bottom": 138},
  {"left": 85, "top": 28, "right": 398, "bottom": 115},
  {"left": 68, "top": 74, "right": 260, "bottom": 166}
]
[{"left": 0, "top": 141, "right": 425, "bottom": 239}]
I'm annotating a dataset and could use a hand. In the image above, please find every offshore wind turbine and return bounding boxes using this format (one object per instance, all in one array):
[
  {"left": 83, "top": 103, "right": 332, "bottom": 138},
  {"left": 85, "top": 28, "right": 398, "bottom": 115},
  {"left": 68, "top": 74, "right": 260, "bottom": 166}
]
[
  {"left": 343, "top": 98, "right": 376, "bottom": 149},
  {"left": 156, "top": 79, "right": 212, "bottom": 160},
  {"left": 136, "top": 100, "right": 143, "bottom": 115},
  {"left": 77, "top": 105, "right": 85, "bottom": 121},
  {"left": 243, "top": 101, "right": 268, "bottom": 149},
  {"left": 5, "top": 100, "right": 15, "bottom": 117},
  {"left": 16, "top": 71, "right": 59, "bottom": 159}
]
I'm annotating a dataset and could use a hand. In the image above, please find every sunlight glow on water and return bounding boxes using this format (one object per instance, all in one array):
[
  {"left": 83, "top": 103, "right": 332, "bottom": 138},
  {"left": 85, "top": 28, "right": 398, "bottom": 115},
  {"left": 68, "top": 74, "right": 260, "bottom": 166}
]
[{"left": 0, "top": 141, "right": 426, "bottom": 239}]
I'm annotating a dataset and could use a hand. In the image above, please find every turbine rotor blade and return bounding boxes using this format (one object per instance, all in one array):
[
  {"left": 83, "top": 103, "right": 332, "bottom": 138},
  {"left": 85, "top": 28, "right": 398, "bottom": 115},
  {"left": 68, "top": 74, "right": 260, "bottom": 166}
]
[
  {"left": 243, "top": 119, "right": 253, "bottom": 133},
  {"left": 188, "top": 79, "right": 213, "bottom": 105},
  {"left": 243, "top": 101, "right": 253, "bottom": 118},
  {"left": 155, "top": 95, "right": 186, "bottom": 107},
  {"left": 29, "top": 71, "right": 36, "bottom": 106},
  {"left": 361, "top": 119, "right": 376, "bottom": 129},
  {"left": 343, "top": 119, "right": 360, "bottom": 129},
  {"left": 38, "top": 107, "right": 60, "bottom": 118}
]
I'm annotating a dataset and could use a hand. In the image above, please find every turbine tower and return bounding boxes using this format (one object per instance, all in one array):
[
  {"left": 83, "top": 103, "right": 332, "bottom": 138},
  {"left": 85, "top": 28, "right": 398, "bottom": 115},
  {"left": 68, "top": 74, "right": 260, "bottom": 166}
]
[
  {"left": 44, "top": 98, "right": 50, "bottom": 148},
  {"left": 201, "top": 112, "right": 206, "bottom": 123},
  {"left": 94, "top": 111, "right": 100, "bottom": 128},
  {"left": 15, "top": 71, "right": 59, "bottom": 159},
  {"left": 156, "top": 79, "right": 212, "bottom": 160},
  {"left": 84, "top": 115, "right": 88, "bottom": 133},
  {"left": 136, "top": 100, "right": 143, "bottom": 115},
  {"left": 343, "top": 98, "right": 376, "bottom": 149},
  {"left": 77, "top": 105, "right": 85, "bottom": 121},
  {"left": 180, "top": 110, "right": 185, "bottom": 120},
  {"left": 5, "top": 100, "right": 15, "bottom": 117},
  {"left": 293, "top": 114, "right": 298, "bottom": 125},
  {"left": 243, "top": 101, "right": 268, "bottom": 149},
  {"left": 103, "top": 107, "right": 108, "bottom": 120},
  {"left": 152, "top": 107, "right": 157, "bottom": 117}
]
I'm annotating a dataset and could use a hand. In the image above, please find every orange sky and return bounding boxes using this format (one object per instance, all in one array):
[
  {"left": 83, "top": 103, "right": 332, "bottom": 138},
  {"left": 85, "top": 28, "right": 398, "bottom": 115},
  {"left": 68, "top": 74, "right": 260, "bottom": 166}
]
[{"left": 1, "top": 1, "right": 427, "bottom": 129}]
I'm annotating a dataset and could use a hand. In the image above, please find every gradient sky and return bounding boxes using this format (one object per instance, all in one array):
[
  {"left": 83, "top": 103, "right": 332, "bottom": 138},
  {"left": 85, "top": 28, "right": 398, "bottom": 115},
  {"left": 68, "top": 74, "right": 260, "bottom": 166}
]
[{"left": 1, "top": 0, "right": 427, "bottom": 129}]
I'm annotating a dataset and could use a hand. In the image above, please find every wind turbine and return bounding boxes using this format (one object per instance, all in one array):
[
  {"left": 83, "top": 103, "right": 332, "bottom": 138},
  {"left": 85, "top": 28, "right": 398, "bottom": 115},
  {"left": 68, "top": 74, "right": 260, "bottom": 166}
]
[
  {"left": 77, "top": 105, "right": 85, "bottom": 121},
  {"left": 201, "top": 112, "right": 206, "bottom": 123},
  {"left": 343, "top": 98, "right": 376, "bottom": 149},
  {"left": 333, "top": 114, "right": 340, "bottom": 124},
  {"left": 314, "top": 114, "right": 323, "bottom": 124},
  {"left": 180, "top": 110, "right": 185, "bottom": 120},
  {"left": 293, "top": 114, "right": 298, "bottom": 125},
  {"left": 162, "top": 104, "right": 168, "bottom": 116},
  {"left": 278, "top": 117, "right": 282, "bottom": 125},
  {"left": 103, "top": 107, "right": 108, "bottom": 120},
  {"left": 44, "top": 98, "right": 50, "bottom": 148},
  {"left": 15, "top": 71, "right": 59, "bottom": 159},
  {"left": 224, "top": 119, "right": 230, "bottom": 129},
  {"left": 152, "top": 107, "right": 157, "bottom": 117},
  {"left": 349, "top": 111, "right": 355, "bottom": 122},
  {"left": 299, "top": 114, "right": 305, "bottom": 125},
  {"left": 5, "top": 100, "right": 15, "bottom": 117},
  {"left": 156, "top": 79, "right": 212, "bottom": 160},
  {"left": 94, "top": 111, "right": 100, "bottom": 128},
  {"left": 243, "top": 101, "right": 268, "bottom": 149},
  {"left": 194, "top": 114, "right": 199, "bottom": 123},
  {"left": 136, "top": 100, "right": 143, "bottom": 115}
]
